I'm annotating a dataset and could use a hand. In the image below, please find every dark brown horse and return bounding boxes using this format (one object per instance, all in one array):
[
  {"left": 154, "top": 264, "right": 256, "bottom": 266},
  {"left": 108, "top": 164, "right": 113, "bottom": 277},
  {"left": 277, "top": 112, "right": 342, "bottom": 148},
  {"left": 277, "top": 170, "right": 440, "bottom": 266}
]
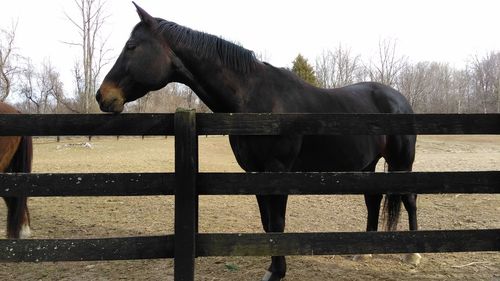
[
  {"left": 0, "top": 102, "right": 33, "bottom": 239},
  {"left": 96, "top": 4, "right": 419, "bottom": 280}
]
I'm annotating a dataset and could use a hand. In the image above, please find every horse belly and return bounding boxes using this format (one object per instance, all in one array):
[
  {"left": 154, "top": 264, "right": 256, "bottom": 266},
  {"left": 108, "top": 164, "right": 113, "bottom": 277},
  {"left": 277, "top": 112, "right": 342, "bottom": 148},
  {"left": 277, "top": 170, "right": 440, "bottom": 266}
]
[
  {"left": 293, "top": 136, "right": 381, "bottom": 172},
  {"left": 229, "top": 135, "right": 302, "bottom": 172}
]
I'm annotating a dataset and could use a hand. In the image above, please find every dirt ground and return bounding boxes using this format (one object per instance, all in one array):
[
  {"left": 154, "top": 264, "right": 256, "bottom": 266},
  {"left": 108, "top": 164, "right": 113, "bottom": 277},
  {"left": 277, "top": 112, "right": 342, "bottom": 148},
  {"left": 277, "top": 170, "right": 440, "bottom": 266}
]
[{"left": 1, "top": 135, "right": 499, "bottom": 281}]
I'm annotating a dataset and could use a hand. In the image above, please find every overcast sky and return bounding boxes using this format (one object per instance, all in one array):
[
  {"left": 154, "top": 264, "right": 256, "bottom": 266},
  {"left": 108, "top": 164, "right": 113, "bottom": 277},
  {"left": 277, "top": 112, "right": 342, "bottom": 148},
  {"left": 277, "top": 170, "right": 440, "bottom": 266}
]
[{"left": 1, "top": 0, "right": 500, "bottom": 94}]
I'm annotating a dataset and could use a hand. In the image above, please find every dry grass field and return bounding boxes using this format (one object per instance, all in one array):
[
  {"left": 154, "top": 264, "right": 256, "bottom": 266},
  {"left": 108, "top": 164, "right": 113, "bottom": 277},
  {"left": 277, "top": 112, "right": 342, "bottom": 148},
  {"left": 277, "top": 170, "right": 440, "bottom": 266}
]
[{"left": 1, "top": 135, "right": 499, "bottom": 280}]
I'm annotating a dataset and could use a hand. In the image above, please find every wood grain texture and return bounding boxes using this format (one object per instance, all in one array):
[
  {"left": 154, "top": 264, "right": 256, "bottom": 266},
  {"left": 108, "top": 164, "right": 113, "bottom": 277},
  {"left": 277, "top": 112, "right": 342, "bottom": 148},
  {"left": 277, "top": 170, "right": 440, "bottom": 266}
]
[
  {"left": 0, "top": 113, "right": 498, "bottom": 136},
  {"left": 174, "top": 109, "right": 198, "bottom": 281},
  {"left": 0, "top": 236, "right": 173, "bottom": 262}
]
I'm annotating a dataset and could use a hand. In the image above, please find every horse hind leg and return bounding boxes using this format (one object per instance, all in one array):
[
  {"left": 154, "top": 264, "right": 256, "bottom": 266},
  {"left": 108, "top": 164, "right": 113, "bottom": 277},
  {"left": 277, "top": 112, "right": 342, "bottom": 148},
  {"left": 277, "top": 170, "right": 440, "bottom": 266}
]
[
  {"left": 353, "top": 159, "right": 382, "bottom": 261},
  {"left": 402, "top": 193, "right": 421, "bottom": 266},
  {"left": 352, "top": 194, "right": 383, "bottom": 261},
  {"left": 19, "top": 197, "right": 31, "bottom": 238},
  {"left": 4, "top": 135, "right": 33, "bottom": 239},
  {"left": 364, "top": 160, "right": 383, "bottom": 233},
  {"left": 3, "top": 197, "right": 31, "bottom": 239}
]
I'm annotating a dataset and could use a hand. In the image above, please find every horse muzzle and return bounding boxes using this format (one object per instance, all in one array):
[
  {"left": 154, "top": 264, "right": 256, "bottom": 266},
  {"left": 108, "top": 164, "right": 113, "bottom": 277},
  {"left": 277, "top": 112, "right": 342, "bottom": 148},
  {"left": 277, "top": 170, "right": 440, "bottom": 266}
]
[{"left": 96, "top": 84, "right": 126, "bottom": 113}]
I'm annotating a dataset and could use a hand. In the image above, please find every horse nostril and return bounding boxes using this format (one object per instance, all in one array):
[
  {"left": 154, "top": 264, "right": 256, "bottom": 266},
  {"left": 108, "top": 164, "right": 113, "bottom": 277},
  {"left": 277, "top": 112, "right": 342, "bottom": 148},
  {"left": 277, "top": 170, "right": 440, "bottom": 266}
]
[{"left": 96, "top": 90, "right": 102, "bottom": 102}]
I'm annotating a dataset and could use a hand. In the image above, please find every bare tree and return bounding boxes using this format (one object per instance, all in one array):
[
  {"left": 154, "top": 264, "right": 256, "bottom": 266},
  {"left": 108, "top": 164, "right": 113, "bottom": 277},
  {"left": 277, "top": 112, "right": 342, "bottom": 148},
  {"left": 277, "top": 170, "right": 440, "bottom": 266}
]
[
  {"left": 397, "top": 61, "right": 429, "bottom": 112},
  {"left": 366, "top": 38, "right": 406, "bottom": 87},
  {"left": 427, "top": 63, "right": 454, "bottom": 113},
  {"left": 69, "top": 60, "right": 88, "bottom": 113},
  {"left": 44, "top": 61, "right": 81, "bottom": 114},
  {"left": 315, "top": 45, "right": 360, "bottom": 88},
  {"left": 134, "top": 90, "right": 153, "bottom": 113},
  {"left": 64, "top": 0, "right": 111, "bottom": 113},
  {"left": 397, "top": 61, "right": 460, "bottom": 113},
  {"left": 0, "top": 21, "right": 20, "bottom": 101},
  {"left": 469, "top": 52, "right": 500, "bottom": 113},
  {"left": 125, "top": 83, "right": 211, "bottom": 113},
  {"left": 195, "top": 96, "right": 211, "bottom": 113},
  {"left": 255, "top": 50, "right": 271, "bottom": 63},
  {"left": 18, "top": 59, "right": 37, "bottom": 112},
  {"left": 43, "top": 61, "right": 66, "bottom": 114},
  {"left": 18, "top": 59, "right": 63, "bottom": 114},
  {"left": 451, "top": 67, "right": 473, "bottom": 113},
  {"left": 315, "top": 51, "right": 330, "bottom": 87}
]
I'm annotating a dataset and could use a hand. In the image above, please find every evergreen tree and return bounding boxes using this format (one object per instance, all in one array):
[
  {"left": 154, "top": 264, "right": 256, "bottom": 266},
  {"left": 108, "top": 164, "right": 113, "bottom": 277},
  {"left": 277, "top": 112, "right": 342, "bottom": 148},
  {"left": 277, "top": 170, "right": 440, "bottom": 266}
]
[{"left": 292, "top": 54, "right": 318, "bottom": 86}]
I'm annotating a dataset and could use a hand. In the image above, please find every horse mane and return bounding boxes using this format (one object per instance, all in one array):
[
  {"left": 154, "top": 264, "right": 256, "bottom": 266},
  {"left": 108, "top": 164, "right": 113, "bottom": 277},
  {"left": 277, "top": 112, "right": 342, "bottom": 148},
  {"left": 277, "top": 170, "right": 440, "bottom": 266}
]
[{"left": 156, "top": 19, "right": 258, "bottom": 73}]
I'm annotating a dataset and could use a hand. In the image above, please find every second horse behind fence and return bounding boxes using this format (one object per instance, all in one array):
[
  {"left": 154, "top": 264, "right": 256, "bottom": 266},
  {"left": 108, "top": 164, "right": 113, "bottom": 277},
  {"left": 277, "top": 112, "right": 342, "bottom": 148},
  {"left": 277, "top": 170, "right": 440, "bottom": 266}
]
[{"left": 0, "top": 102, "right": 33, "bottom": 239}]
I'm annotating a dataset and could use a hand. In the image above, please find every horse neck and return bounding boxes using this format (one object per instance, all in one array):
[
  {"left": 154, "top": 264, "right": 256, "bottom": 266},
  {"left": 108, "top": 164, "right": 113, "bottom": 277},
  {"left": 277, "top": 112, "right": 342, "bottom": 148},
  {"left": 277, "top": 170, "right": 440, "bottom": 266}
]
[{"left": 169, "top": 46, "right": 254, "bottom": 113}]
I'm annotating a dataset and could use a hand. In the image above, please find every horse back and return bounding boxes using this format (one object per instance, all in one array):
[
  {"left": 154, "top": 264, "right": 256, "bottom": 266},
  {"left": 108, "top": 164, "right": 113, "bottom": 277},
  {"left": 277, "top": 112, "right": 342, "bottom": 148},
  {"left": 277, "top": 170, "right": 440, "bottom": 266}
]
[{"left": 323, "top": 82, "right": 414, "bottom": 114}]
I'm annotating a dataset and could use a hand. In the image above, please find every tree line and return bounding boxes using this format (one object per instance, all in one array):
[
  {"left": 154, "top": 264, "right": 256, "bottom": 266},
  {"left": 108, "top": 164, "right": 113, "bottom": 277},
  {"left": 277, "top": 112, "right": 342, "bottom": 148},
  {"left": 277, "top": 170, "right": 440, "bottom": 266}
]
[{"left": 1, "top": 2, "right": 499, "bottom": 114}]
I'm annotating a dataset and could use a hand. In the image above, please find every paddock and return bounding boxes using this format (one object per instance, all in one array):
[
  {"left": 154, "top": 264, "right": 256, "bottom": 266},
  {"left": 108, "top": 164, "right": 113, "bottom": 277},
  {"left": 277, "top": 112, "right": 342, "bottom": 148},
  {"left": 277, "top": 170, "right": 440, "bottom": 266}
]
[{"left": 0, "top": 113, "right": 499, "bottom": 280}]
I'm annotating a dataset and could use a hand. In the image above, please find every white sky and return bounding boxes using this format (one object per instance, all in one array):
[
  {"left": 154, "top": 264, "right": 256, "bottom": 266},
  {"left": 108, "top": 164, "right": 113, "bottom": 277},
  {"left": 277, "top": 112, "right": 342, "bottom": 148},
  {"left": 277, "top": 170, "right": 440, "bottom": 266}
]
[{"left": 1, "top": 0, "right": 500, "bottom": 94}]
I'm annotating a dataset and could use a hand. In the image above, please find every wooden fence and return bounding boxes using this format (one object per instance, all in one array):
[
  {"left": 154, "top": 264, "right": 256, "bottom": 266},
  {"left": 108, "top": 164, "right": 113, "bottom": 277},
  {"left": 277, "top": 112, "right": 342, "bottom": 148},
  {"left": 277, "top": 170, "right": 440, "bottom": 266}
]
[{"left": 0, "top": 111, "right": 499, "bottom": 281}]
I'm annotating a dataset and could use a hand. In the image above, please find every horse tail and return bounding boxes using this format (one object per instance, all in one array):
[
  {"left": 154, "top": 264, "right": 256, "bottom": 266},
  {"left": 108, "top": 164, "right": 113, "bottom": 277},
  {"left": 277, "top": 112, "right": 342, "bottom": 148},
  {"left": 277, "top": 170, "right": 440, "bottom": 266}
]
[
  {"left": 6, "top": 136, "right": 33, "bottom": 238},
  {"left": 381, "top": 133, "right": 415, "bottom": 233},
  {"left": 382, "top": 194, "right": 402, "bottom": 231},
  {"left": 11, "top": 136, "right": 33, "bottom": 173}
]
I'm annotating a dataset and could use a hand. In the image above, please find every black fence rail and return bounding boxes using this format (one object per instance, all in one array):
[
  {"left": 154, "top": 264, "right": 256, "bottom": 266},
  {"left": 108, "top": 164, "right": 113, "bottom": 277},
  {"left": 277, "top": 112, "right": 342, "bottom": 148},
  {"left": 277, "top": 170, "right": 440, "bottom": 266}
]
[
  {"left": 0, "top": 113, "right": 499, "bottom": 136},
  {"left": 0, "top": 111, "right": 499, "bottom": 281}
]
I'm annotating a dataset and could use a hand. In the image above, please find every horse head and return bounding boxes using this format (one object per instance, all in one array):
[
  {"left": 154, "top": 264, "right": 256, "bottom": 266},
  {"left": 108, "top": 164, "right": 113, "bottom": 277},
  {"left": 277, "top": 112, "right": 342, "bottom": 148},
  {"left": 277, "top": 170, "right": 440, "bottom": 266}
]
[{"left": 96, "top": 3, "right": 174, "bottom": 113}]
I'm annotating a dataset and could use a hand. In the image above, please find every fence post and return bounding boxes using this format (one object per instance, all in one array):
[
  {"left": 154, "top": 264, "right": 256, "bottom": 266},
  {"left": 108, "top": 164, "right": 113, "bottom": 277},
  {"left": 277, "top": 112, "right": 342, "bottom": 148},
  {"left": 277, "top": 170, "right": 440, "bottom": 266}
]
[{"left": 174, "top": 109, "right": 198, "bottom": 281}]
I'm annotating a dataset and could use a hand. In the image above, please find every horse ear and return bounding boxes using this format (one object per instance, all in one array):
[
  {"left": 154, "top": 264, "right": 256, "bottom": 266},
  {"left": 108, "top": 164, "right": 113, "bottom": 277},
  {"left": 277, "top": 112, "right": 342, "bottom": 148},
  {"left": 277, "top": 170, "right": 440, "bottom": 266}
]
[{"left": 132, "top": 2, "right": 158, "bottom": 29}]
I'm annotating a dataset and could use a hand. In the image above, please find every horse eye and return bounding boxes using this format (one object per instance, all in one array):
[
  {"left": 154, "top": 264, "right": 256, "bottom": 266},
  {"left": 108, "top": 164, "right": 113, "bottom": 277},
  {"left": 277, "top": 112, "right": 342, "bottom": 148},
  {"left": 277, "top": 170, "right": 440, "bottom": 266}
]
[{"left": 126, "top": 43, "right": 137, "bottom": 51}]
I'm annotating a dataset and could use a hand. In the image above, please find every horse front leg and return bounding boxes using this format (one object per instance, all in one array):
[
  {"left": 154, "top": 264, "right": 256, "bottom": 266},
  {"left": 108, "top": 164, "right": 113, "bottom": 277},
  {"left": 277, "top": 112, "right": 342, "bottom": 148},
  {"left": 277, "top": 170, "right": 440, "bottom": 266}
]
[{"left": 257, "top": 195, "right": 288, "bottom": 281}]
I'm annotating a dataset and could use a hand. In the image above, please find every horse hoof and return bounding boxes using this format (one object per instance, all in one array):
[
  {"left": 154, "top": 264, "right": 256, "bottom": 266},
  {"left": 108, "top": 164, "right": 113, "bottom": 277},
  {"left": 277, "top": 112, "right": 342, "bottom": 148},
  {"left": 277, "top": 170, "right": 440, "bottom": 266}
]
[
  {"left": 262, "top": 270, "right": 282, "bottom": 281},
  {"left": 352, "top": 254, "right": 373, "bottom": 261},
  {"left": 19, "top": 225, "right": 31, "bottom": 239},
  {"left": 405, "top": 253, "right": 422, "bottom": 266}
]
